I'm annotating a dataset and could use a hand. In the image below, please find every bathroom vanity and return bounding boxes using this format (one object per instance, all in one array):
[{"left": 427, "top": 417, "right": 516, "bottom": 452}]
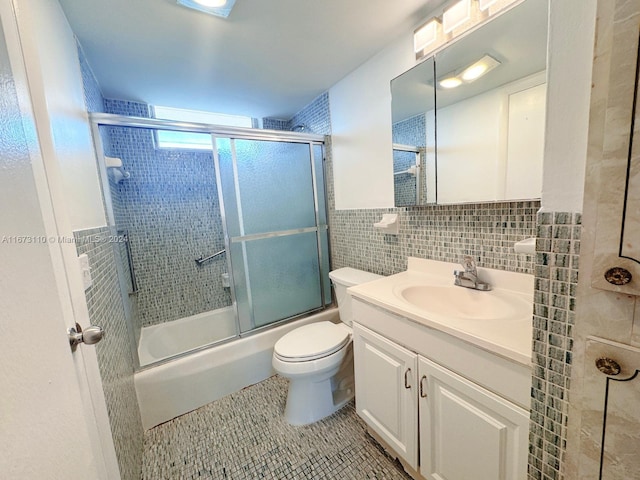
[{"left": 348, "top": 258, "right": 533, "bottom": 480}]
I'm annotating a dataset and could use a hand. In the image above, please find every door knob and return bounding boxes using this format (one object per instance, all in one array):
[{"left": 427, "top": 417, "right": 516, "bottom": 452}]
[{"left": 68, "top": 323, "right": 104, "bottom": 352}]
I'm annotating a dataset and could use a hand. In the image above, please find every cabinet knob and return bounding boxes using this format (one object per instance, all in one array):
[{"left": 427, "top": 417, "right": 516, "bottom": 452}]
[
  {"left": 596, "top": 357, "right": 621, "bottom": 376},
  {"left": 604, "top": 267, "right": 632, "bottom": 286}
]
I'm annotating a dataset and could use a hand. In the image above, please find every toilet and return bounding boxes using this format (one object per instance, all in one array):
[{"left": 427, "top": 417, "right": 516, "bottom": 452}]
[{"left": 272, "top": 267, "right": 382, "bottom": 425}]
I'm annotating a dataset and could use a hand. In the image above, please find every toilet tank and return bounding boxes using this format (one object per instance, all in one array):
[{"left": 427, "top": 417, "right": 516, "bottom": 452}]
[{"left": 328, "top": 268, "right": 382, "bottom": 326}]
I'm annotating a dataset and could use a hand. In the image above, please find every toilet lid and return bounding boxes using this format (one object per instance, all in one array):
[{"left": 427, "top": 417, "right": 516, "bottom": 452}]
[{"left": 274, "top": 322, "right": 350, "bottom": 361}]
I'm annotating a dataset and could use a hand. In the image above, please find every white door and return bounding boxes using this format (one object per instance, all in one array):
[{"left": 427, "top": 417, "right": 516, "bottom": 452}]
[
  {"left": 419, "top": 356, "right": 529, "bottom": 480},
  {"left": 353, "top": 322, "right": 418, "bottom": 469},
  {"left": 0, "top": 2, "right": 118, "bottom": 478}
]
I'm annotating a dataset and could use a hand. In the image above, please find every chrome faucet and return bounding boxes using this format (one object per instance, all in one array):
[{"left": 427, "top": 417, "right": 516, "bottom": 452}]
[{"left": 453, "top": 256, "right": 491, "bottom": 291}]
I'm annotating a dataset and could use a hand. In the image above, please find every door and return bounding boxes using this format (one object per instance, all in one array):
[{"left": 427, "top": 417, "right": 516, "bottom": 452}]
[
  {"left": 418, "top": 356, "right": 529, "bottom": 480},
  {"left": 214, "top": 137, "right": 331, "bottom": 333},
  {"left": 0, "top": 2, "right": 118, "bottom": 478},
  {"left": 353, "top": 323, "right": 419, "bottom": 469}
]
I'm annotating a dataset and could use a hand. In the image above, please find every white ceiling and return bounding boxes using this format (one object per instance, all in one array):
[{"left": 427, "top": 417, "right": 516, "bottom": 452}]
[{"left": 58, "top": 0, "right": 447, "bottom": 119}]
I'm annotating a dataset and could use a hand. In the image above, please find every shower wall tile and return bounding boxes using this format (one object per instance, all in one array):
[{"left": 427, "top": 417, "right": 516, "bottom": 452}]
[
  {"left": 77, "top": 43, "right": 104, "bottom": 114},
  {"left": 103, "top": 102, "right": 231, "bottom": 327},
  {"left": 262, "top": 118, "right": 289, "bottom": 130},
  {"left": 74, "top": 227, "right": 144, "bottom": 480},
  {"left": 105, "top": 98, "right": 151, "bottom": 118},
  {"left": 527, "top": 212, "right": 580, "bottom": 480},
  {"left": 287, "top": 92, "right": 332, "bottom": 135},
  {"left": 392, "top": 113, "right": 426, "bottom": 147}
]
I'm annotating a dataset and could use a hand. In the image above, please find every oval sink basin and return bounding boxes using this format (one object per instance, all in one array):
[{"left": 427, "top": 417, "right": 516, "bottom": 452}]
[{"left": 397, "top": 285, "right": 531, "bottom": 321}]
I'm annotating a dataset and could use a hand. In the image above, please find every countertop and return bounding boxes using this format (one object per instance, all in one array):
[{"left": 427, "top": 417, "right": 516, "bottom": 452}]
[{"left": 347, "top": 257, "right": 534, "bottom": 366}]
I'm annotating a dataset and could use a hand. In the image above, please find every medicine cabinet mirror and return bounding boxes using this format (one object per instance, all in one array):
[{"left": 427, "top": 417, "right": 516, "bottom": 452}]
[{"left": 391, "top": 0, "right": 548, "bottom": 205}]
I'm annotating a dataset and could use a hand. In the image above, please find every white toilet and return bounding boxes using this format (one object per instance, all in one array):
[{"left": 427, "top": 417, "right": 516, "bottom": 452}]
[{"left": 272, "top": 267, "right": 382, "bottom": 425}]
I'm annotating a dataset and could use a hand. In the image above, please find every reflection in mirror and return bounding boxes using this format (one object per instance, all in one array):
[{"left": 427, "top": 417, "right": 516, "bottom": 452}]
[
  {"left": 391, "top": 56, "right": 436, "bottom": 206},
  {"left": 435, "top": 0, "right": 547, "bottom": 203},
  {"left": 390, "top": 0, "right": 548, "bottom": 206}
]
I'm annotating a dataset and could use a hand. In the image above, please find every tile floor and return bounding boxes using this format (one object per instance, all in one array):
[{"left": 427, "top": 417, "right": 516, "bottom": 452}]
[{"left": 141, "top": 375, "right": 412, "bottom": 479}]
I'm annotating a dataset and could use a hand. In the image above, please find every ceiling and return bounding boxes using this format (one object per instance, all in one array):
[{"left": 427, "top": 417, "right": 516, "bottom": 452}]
[{"left": 58, "top": 0, "right": 447, "bottom": 119}]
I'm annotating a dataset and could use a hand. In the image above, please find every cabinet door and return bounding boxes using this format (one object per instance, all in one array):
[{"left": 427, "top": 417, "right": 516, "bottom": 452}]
[
  {"left": 419, "top": 356, "right": 528, "bottom": 480},
  {"left": 353, "top": 322, "right": 418, "bottom": 469}
]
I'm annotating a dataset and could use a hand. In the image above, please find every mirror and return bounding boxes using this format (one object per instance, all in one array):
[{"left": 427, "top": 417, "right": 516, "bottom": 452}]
[
  {"left": 391, "top": 0, "right": 548, "bottom": 205},
  {"left": 391, "top": 57, "right": 436, "bottom": 206}
]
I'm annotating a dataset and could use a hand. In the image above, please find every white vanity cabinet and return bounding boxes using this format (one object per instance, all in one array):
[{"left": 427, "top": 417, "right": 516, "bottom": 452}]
[
  {"left": 352, "top": 323, "right": 419, "bottom": 469},
  {"left": 352, "top": 299, "right": 530, "bottom": 480}
]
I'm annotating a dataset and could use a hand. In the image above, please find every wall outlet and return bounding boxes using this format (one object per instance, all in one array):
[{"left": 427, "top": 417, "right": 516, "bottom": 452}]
[{"left": 78, "top": 253, "right": 92, "bottom": 290}]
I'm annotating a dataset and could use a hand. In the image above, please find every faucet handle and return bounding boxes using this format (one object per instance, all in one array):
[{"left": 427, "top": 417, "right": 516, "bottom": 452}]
[{"left": 461, "top": 255, "right": 476, "bottom": 271}]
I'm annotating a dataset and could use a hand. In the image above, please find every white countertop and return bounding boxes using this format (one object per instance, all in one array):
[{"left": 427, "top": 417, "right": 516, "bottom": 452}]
[{"left": 348, "top": 257, "right": 534, "bottom": 366}]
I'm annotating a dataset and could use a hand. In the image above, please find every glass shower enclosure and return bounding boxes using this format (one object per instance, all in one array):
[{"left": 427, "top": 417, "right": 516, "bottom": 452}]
[{"left": 90, "top": 113, "right": 331, "bottom": 368}]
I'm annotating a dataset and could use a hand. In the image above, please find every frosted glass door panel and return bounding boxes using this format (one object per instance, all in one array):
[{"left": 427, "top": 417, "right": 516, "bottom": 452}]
[
  {"left": 244, "top": 232, "right": 322, "bottom": 329},
  {"left": 233, "top": 139, "right": 316, "bottom": 234}
]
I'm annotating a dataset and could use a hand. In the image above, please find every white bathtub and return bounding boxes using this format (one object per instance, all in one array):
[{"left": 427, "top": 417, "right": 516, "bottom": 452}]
[
  {"left": 134, "top": 307, "right": 340, "bottom": 429},
  {"left": 138, "top": 306, "right": 236, "bottom": 367}
]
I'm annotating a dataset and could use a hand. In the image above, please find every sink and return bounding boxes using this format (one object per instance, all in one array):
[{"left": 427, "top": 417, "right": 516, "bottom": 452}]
[{"left": 396, "top": 285, "right": 531, "bottom": 321}]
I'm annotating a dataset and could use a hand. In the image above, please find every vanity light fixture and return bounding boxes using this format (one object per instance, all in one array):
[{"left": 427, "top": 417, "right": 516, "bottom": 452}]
[
  {"left": 177, "top": 0, "right": 236, "bottom": 18},
  {"left": 439, "top": 76, "right": 463, "bottom": 89},
  {"left": 460, "top": 54, "right": 500, "bottom": 81},
  {"left": 438, "top": 54, "right": 500, "bottom": 89},
  {"left": 477, "top": 0, "right": 499, "bottom": 11},
  {"left": 442, "top": 0, "right": 471, "bottom": 34},
  {"left": 414, "top": 18, "right": 440, "bottom": 53}
]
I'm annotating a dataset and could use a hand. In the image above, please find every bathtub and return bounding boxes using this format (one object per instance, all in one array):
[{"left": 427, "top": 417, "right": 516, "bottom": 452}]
[
  {"left": 134, "top": 307, "right": 340, "bottom": 429},
  {"left": 138, "top": 306, "right": 236, "bottom": 367}
]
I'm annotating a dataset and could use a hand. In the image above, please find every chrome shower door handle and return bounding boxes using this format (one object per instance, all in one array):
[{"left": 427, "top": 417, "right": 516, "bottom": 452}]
[{"left": 68, "top": 323, "right": 104, "bottom": 352}]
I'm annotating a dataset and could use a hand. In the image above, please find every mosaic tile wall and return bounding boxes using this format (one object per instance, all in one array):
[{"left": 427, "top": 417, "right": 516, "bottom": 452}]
[
  {"left": 392, "top": 114, "right": 426, "bottom": 207},
  {"left": 288, "top": 92, "right": 332, "bottom": 135},
  {"left": 262, "top": 117, "right": 289, "bottom": 130},
  {"left": 103, "top": 100, "right": 231, "bottom": 328},
  {"left": 327, "top": 202, "right": 538, "bottom": 276},
  {"left": 528, "top": 212, "right": 580, "bottom": 480},
  {"left": 77, "top": 44, "right": 104, "bottom": 114},
  {"left": 77, "top": 47, "right": 144, "bottom": 480},
  {"left": 74, "top": 227, "right": 144, "bottom": 480}
]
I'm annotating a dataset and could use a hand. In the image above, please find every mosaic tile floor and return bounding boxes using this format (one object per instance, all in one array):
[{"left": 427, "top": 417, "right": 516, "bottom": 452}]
[{"left": 141, "top": 375, "right": 412, "bottom": 480}]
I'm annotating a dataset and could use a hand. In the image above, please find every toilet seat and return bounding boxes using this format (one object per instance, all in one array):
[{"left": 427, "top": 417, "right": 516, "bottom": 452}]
[{"left": 274, "top": 321, "right": 350, "bottom": 362}]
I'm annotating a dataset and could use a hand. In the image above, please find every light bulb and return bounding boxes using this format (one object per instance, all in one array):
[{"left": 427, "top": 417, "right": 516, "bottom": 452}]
[
  {"left": 194, "top": 0, "right": 226, "bottom": 7},
  {"left": 461, "top": 64, "right": 488, "bottom": 81},
  {"left": 439, "top": 77, "right": 462, "bottom": 89}
]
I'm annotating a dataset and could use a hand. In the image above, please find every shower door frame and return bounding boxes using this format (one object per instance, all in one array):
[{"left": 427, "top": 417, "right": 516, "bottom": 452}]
[{"left": 88, "top": 112, "right": 331, "bottom": 369}]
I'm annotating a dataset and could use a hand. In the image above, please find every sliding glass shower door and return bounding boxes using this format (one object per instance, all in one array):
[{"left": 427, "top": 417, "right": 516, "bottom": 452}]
[{"left": 215, "top": 137, "right": 330, "bottom": 333}]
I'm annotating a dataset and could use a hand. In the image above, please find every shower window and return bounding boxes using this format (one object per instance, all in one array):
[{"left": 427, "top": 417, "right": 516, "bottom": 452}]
[{"left": 153, "top": 106, "right": 253, "bottom": 150}]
